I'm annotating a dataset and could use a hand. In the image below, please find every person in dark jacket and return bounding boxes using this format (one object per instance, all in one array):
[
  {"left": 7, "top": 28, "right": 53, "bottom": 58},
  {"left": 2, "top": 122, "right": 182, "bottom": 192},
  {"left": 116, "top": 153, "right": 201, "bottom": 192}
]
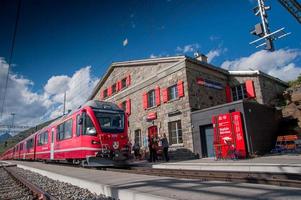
[{"left": 161, "top": 133, "right": 169, "bottom": 162}]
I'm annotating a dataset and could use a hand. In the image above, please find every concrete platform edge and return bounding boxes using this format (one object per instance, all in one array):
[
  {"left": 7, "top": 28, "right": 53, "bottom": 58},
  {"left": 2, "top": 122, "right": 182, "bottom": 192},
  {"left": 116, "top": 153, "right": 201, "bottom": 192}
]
[
  {"left": 17, "top": 164, "right": 173, "bottom": 200},
  {"left": 152, "top": 163, "right": 301, "bottom": 174}
]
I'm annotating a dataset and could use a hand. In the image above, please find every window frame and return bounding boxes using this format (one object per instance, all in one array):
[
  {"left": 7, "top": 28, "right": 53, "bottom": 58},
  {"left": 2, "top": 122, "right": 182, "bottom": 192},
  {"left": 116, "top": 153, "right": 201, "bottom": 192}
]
[
  {"left": 168, "top": 84, "right": 178, "bottom": 101},
  {"left": 121, "top": 78, "right": 127, "bottom": 89},
  {"left": 37, "top": 131, "right": 49, "bottom": 146},
  {"left": 134, "top": 129, "right": 142, "bottom": 146},
  {"left": 103, "top": 89, "right": 108, "bottom": 98},
  {"left": 147, "top": 89, "right": 156, "bottom": 108},
  {"left": 231, "top": 84, "right": 248, "bottom": 101},
  {"left": 76, "top": 114, "right": 81, "bottom": 137},
  {"left": 57, "top": 119, "right": 73, "bottom": 141},
  {"left": 112, "top": 83, "right": 117, "bottom": 94},
  {"left": 26, "top": 138, "right": 34, "bottom": 150},
  {"left": 168, "top": 120, "right": 183, "bottom": 145}
]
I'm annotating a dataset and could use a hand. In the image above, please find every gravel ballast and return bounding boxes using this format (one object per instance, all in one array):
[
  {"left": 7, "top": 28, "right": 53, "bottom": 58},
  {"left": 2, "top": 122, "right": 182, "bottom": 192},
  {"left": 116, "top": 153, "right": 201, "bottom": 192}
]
[{"left": 11, "top": 167, "right": 115, "bottom": 200}]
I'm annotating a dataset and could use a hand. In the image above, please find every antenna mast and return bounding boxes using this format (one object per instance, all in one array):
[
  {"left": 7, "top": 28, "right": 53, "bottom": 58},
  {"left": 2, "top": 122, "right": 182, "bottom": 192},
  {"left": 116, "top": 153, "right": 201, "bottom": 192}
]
[{"left": 250, "top": 0, "right": 291, "bottom": 51}]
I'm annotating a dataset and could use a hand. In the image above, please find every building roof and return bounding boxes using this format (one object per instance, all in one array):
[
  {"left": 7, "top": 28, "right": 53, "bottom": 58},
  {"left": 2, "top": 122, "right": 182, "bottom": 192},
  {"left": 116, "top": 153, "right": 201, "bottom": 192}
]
[
  {"left": 88, "top": 56, "right": 185, "bottom": 100},
  {"left": 228, "top": 70, "right": 288, "bottom": 86},
  {"left": 88, "top": 55, "right": 288, "bottom": 100}
]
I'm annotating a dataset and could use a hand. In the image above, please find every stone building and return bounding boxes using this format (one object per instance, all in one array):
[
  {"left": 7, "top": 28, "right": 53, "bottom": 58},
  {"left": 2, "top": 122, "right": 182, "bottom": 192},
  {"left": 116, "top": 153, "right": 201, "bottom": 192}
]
[{"left": 88, "top": 55, "right": 288, "bottom": 159}]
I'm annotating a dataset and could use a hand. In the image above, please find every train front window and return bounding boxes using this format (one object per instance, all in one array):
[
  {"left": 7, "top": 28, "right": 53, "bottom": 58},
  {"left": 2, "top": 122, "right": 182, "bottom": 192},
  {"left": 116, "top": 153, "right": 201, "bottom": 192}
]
[
  {"left": 95, "top": 112, "right": 124, "bottom": 133},
  {"left": 82, "top": 114, "right": 97, "bottom": 136}
]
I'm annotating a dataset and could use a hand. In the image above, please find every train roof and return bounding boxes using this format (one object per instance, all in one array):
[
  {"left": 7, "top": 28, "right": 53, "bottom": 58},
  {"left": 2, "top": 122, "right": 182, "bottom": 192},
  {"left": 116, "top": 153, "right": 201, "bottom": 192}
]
[{"left": 83, "top": 100, "right": 123, "bottom": 112}]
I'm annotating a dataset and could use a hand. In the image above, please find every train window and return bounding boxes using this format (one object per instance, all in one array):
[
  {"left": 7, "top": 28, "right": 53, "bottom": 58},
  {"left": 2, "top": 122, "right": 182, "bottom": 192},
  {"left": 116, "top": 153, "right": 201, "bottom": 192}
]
[
  {"left": 38, "top": 131, "right": 49, "bottom": 146},
  {"left": 20, "top": 143, "right": 23, "bottom": 151},
  {"left": 95, "top": 111, "right": 124, "bottom": 133},
  {"left": 26, "top": 138, "right": 34, "bottom": 149},
  {"left": 57, "top": 119, "right": 73, "bottom": 141},
  {"left": 76, "top": 114, "right": 81, "bottom": 136},
  {"left": 83, "top": 114, "right": 96, "bottom": 135}
]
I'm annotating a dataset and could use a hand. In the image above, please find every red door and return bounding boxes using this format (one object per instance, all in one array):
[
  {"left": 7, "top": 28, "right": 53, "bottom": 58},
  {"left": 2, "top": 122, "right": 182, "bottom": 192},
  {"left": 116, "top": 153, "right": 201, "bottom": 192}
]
[{"left": 148, "top": 126, "right": 158, "bottom": 139}]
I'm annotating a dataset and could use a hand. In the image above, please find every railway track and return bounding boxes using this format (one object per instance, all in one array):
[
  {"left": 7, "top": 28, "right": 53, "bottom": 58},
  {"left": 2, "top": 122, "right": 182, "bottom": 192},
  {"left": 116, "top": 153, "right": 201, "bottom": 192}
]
[
  {"left": 0, "top": 165, "right": 56, "bottom": 200},
  {"left": 107, "top": 167, "right": 301, "bottom": 188}
]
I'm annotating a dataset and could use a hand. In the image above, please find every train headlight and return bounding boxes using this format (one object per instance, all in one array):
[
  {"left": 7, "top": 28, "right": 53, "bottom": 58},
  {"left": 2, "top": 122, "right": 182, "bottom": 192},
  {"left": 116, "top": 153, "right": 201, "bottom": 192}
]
[{"left": 113, "top": 141, "right": 119, "bottom": 150}]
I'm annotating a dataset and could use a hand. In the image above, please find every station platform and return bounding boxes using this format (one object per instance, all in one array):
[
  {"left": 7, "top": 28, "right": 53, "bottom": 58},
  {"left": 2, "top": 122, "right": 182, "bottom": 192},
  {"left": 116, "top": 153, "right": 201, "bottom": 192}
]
[
  {"left": 9, "top": 160, "right": 301, "bottom": 200},
  {"left": 151, "top": 154, "right": 301, "bottom": 174}
]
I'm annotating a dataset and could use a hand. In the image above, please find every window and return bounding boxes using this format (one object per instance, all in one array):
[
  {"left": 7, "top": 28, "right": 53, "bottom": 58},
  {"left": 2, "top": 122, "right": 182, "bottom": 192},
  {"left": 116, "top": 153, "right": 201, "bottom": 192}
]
[
  {"left": 82, "top": 114, "right": 97, "bottom": 135},
  {"left": 103, "top": 89, "right": 108, "bottom": 98},
  {"left": 168, "top": 120, "right": 183, "bottom": 145},
  {"left": 95, "top": 111, "right": 125, "bottom": 133},
  {"left": 134, "top": 129, "right": 142, "bottom": 146},
  {"left": 57, "top": 119, "right": 73, "bottom": 141},
  {"left": 168, "top": 85, "right": 178, "bottom": 101},
  {"left": 38, "top": 131, "right": 48, "bottom": 146},
  {"left": 26, "top": 138, "right": 34, "bottom": 149},
  {"left": 76, "top": 114, "right": 81, "bottom": 136},
  {"left": 112, "top": 83, "right": 117, "bottom": 94},
  {"left": 20, "top": 143, "right": 23, "bottom": 151},
  {"left": 231, "top": 84, "right": 248, "bottom": 101},
  {"left": 147, "top": 90, "right": 156, "bottom": 108},
  {"left": 121, "top": 78, "right": 127, "bottom": 89}
]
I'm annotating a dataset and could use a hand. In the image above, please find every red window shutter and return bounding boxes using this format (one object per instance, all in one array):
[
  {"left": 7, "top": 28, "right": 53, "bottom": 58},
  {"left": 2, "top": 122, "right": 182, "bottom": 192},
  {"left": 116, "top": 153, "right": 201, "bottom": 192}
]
[
  {"left": 108, "top": 86, "right": 112, "bottom": 96},
  {"left": 177, "top": 80, "right": 184, "bottom": 97},
  {"left": 117, "top": 80, "right": 122, "bottom": 91},
  {"left": 225, "top": 85, "right": 232, "bottom": 103},
  {"left": 126, "top": 75, "right": 131, "bottom": 86},
  {"left": 155, "top": 86, "right": 160, "bottom": 106},
  {"left": 126, "top": 99, "right": 131, "bottom": 115},
  {"left": 245, "top": 80, "right": 256, "bottom": 98},
  {"left": 162, "top": 88, "right": 168, "bottom": 103},
  {"left": 143, "top": 92, "right": 148, "bottom": 110}
]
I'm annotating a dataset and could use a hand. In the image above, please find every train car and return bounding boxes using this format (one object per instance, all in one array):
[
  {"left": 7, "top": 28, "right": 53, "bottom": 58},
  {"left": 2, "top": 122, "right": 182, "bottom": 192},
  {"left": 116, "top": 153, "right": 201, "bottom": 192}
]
[
  {"left": 35, "top": 100, "right": 131, "bottom": 166},
  {"left": 18, "top": 140, "right": 27, "bottom": 160},
  {"left": 23, "top": 134, "right": 36, "bottom": 160},
  {"left": 1, "top": 147, "right": 14, "bottom": 160}
]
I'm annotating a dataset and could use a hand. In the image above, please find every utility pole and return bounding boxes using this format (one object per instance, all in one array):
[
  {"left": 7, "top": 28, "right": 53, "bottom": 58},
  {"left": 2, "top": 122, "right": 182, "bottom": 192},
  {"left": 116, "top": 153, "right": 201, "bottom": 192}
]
[
  {"left": 63, "top": 92, "right": 66, "bottom": 115},
  {"left": 8, "top": 113, "right": 15, "bottom": 135},
  {"left": 250, "top": 0, "right": 290, "bottom": 51}
]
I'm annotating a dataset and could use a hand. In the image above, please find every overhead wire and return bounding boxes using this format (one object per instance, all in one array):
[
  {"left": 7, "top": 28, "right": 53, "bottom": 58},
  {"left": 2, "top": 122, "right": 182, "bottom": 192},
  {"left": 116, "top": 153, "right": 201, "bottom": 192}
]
[{"left": 0, "top": 0, "right": 21, "bottom": 121}]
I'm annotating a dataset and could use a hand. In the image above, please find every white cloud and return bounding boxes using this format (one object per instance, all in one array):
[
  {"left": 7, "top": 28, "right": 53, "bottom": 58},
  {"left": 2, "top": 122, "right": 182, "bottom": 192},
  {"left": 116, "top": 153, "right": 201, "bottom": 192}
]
[
  {"left": 149, "top": 53, "right": 169, "bottom": 59},
  {"left": 206, "top": 48, "right": 227, "bottom": 63},
  {"left": 0, "top": 57, "right": 99, "bottom": 133},
  {"left": 221, "top": 49, "right": 301, "bottom": 81},
  {"left": 123, "top": 38, "right": 128, "bottom": 46},
  {"left": 176, "top": 43, "right": 200, "bottom": 54},
  {"left": 44, "top": 75, "right": 70, "bottom": 94}
]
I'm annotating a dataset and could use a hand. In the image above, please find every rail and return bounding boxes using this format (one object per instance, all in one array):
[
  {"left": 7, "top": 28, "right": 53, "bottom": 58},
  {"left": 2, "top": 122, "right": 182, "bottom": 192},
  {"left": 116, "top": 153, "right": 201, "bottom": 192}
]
[{"left": 3, "top": 166, "right": 58, "bottom": 200}]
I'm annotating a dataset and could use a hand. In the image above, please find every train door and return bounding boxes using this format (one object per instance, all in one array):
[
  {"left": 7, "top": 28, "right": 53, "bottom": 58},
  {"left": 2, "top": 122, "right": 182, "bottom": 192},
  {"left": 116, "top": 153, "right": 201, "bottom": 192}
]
[
  {"left": 148, "top": 126, "right": 158, "bottom": 139},
  {"left": 50, "top": 128, "right": 55, "bottom": 160}
]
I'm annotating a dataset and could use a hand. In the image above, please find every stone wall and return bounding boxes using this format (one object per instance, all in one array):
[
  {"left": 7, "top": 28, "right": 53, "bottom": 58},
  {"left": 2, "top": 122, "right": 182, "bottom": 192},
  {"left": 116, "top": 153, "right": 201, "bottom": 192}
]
[
  {"left": 92, "top": 58, "right": 195, "bottom": 152},
  {"left": 186, "top": 60, "right": 228, "bottom": 111},
  {"left": 258, "top": 75, "right": 287, "bottom": 106}
]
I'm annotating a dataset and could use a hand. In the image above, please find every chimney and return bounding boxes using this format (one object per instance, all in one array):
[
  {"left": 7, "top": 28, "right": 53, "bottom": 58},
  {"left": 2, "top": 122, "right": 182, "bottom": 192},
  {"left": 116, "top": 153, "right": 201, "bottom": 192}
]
[{"left": 194, "top": 52, "right": 208, "bottom": 63}]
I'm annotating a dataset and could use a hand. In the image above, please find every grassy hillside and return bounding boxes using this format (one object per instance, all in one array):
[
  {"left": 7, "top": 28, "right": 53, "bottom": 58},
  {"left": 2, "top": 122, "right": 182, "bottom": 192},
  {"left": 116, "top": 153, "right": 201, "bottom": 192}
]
[{"left": 0, "top": 119, "right": 56, "bottom": 154}]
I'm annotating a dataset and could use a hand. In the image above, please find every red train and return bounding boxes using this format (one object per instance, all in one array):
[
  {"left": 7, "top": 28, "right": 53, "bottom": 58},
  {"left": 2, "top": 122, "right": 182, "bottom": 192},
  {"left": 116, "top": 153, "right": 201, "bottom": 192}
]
[{"left": 0, "top": 100, "right": 131, "bottom": 166}]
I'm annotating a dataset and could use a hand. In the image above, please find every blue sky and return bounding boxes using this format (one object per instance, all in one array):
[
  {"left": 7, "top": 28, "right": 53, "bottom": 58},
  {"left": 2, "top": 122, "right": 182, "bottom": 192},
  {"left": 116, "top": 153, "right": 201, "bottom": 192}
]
[
  {"left": 0, "top": 0, "right": 300, "bottom": 128},
  {"left": 1, "top": 0, "right": 300, "bottom": 90}
]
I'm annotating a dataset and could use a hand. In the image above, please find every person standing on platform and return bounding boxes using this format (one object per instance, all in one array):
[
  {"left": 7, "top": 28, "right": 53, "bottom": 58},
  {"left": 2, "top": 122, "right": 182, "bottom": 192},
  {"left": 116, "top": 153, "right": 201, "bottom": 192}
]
[
  {"left": 148, "top": 135, "right": 154, "bottom": 162},
  {"left": 161, "top": 133, "right": 169, "bottom": 162}
]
